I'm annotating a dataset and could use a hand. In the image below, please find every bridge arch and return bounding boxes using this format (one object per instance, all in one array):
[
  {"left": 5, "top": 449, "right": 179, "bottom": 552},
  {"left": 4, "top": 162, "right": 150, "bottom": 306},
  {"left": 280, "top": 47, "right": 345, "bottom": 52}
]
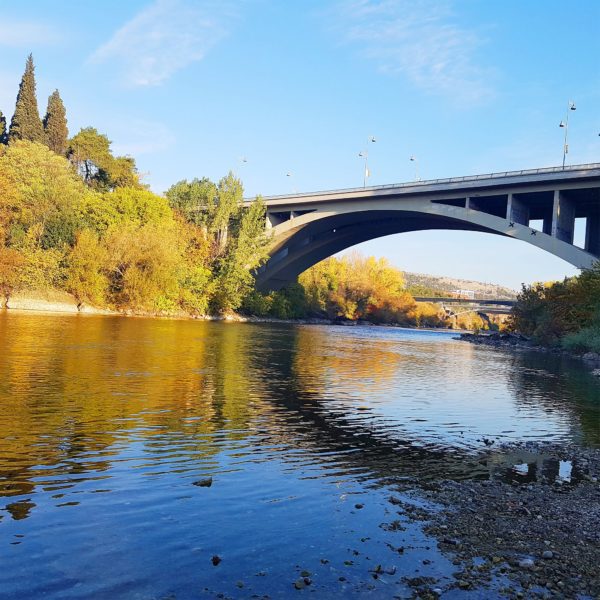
[{"left": 256, "top": 199, "right": 598, "bottom": 291}]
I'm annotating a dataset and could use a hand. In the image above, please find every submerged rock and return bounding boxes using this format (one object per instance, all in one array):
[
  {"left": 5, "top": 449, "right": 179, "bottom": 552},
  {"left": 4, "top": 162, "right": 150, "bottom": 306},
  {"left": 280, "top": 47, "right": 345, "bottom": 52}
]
[{"left": 193, "top": 477, "right": 213, "bottom": 487}]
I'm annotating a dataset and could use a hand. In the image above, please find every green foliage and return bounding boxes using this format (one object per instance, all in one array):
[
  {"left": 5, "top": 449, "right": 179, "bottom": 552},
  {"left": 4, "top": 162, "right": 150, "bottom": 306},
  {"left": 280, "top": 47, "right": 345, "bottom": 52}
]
[
  {"left": 0, "top": 246, "right": 25, "bottom": 303},
  {"left": 0, "top": 141, "right": 86, "bottom": 245},
  {"left": 299, "top": 253, "right": 414, "bottom": 322},
  {"left": 241, "top": 290, "right": 273, "bottom": 317},
  {"left": 105, "top": 222, "right": 183, "bottom": 312},
  {"left": 210, "top": 196, "right": 269, "bottom": 313},
  {"left": 509, "top": 263, "right": 600, "bottom": 347},
  {"left": 166, "top": 177, "right": 217, "bottom": 227},
  {"left": 64, "top": 230, "right": 108, "bottom": 307},
  {"left": 562, "top": 324, "right": 600, "bottom": 354},
  {"left": 67, "top": 127, "right": 141, "bottom": 191},
  {"left": 17, "top": 224, "right": 65, "bottom": 290},
  {"left": 0, "top": 111, "right": 7, "bottom": 145},
  {"left": 43, "top": 90, "right": 68, "bottom": 155},
  {"left": 9, "top": 55, "right": 44, "bottom": 143}
]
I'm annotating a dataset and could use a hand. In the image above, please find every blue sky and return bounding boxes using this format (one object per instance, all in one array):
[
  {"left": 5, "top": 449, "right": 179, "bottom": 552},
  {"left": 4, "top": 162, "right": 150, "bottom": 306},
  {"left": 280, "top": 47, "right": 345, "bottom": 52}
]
[{"left": 1, "top": 0, "right": 599, "bottom": 288}]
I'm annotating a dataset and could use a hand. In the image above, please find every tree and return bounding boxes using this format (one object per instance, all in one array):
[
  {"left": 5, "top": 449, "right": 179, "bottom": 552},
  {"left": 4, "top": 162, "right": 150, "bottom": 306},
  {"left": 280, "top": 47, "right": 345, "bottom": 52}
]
[
  {"left": 43, "top": 90, "right": 68, "bottom": 155},
  {"left": 0, "top": 246, "right": 25, "bottom": 305},
  {"left": 0, "top": 111, "right": 7, "bottom": 145},
  {"left": 67, "top": 127, "right": 140, "bottom": 190},
  {"left": 0, "top": 141, "right": 86, "bottom": 245},
  {"left": 105, "top": 222, "right": 183, "bottom": 312},
  {"left": 9, "top": 54, "right": 44, "bottom": 143},
  {"left": 64, "top": 230, "right": 108, "bottom": 308},
  {"left": 210, "top": 197, "right": 269, "bottom": 313},
  {"left": 67, "top": 127, "right": 113, "bottom": 186},
  {"left": 166, "top": 177, "right": 217, "bottom": 227}
]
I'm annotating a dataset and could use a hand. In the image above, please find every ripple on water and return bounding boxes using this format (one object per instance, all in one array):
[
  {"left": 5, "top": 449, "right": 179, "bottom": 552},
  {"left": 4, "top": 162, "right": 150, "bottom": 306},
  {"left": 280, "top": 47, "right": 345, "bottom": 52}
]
[{"left": 0, "top": 314, "right": 599, "bottom": 598}]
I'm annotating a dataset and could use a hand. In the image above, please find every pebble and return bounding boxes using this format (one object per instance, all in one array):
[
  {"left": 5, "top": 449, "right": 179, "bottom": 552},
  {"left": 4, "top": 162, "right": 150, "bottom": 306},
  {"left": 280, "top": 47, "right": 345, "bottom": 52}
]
[
  {"left": 542, "top": 551, "right": 553, "bottom": 559},
  {"left": 518, "top": 558, "right": 535, "bottom": 569},
  {"left": 293, "top": 579, "right": 306, "bottom": 590},
  {"left": 193, "top": 478, "right": 213, "bottom": 487}
]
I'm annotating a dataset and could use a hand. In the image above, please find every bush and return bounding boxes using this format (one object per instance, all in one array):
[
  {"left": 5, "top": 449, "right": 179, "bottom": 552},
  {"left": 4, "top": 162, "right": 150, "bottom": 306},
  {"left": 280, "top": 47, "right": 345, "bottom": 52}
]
[{"left": 562, "top": 325, "right": 600, "bottom": 354}]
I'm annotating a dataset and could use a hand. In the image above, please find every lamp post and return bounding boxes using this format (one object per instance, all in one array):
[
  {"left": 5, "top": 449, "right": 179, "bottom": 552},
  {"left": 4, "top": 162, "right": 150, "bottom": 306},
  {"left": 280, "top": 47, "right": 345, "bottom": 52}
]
[
  {"left": 358, "top": 136, "right": 376, "bottom": 188},
  {"left": 410, "top": 155, "right": 420, "bottom": 181},
  {"left": 286, "top": 171, "right": 296, "bottom": 194},
  {"left": 559, "top": 101, "right": 576, "bottom": 169}
]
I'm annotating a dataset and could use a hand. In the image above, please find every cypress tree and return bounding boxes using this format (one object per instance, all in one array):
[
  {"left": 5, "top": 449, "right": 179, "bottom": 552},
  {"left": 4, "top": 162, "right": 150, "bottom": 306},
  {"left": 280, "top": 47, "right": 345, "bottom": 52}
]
[
  {"left": 9, "top": 54, "right": 44, "bottom": 143},
  {"left": 0, "top": 111, "right": 7, "bottom": 144},
  {"left": 43, "top": 90, "right": 68, "bottom": 155}
]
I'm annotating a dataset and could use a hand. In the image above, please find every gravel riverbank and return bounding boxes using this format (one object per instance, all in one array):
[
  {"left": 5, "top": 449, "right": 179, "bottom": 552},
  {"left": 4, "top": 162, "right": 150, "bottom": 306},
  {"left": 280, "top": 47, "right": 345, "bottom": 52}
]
[{"left": 397, "top": 443, "right": 600, "bottom": 599}]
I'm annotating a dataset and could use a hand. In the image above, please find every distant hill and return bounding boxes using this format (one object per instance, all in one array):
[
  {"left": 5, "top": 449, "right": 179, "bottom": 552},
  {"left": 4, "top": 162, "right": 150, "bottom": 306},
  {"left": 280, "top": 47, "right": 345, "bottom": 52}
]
[{"left": 404, "top": 272, "right": 518, "bottom": 300}]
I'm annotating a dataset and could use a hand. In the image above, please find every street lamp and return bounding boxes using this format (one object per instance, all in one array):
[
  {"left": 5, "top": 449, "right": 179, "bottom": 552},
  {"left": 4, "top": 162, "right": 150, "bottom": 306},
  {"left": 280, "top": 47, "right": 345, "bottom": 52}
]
[
  {"left": 286, "top": 171, "right": 296, "bottom": 194},
  {"left": 358, "top": 135, "right": 376, "bottom": 188},
  {"left": 410, "top": 155, "right": 420, "bottom": 181},
  {"left": 559, "top": 100, "right": 576, "bottom": 169}
]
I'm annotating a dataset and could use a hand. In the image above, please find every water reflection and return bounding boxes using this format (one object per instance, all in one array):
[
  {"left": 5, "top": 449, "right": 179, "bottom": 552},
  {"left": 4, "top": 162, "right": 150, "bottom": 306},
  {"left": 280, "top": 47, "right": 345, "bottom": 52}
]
[
  {"left": 2, "top": 312, "right": 600, "bottom": 598},
  {"left": 1, "top": 312, "right": 598, "bottom": 514}
]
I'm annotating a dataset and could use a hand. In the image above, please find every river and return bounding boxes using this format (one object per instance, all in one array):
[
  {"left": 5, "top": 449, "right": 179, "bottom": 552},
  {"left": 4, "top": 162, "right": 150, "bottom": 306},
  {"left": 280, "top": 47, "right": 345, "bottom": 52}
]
[{"left": 0, "top": 312, "right": 599, "bottom": 598}]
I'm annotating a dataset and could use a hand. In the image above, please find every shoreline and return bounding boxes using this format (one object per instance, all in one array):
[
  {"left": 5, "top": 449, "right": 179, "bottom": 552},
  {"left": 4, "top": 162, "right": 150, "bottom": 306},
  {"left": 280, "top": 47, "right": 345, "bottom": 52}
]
[
  {"left": 406, "top": 442, "right": 600, "bottom": 598},
  {"left": 458, "top": 331, "right": 600, "bottom": 377},
  {"left": 1, "top": 292, "right": 472, "bottom": 333}
]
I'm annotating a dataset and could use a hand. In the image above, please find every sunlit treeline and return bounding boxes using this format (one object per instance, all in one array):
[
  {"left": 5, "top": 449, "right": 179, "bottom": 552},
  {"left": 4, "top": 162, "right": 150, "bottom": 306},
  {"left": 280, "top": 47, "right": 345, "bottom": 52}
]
[
  {"left": 0, "top": 141, "right": 268, "bottom": 315},
  {"left": 245, "top": 253, "right": 492, "bottom": 330},
  {"left": 509, "top": 264, "right": 600, "bottom": 352}
]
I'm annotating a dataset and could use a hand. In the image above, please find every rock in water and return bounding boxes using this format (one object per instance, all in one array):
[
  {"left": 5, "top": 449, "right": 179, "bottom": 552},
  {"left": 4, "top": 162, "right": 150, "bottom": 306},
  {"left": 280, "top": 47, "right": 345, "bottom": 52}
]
[
  {"left": 193, "top": 477, "right": 213, "bottom": 487},
  {"left": 211, "top": 555, "right": 221, "bottom": 566}
]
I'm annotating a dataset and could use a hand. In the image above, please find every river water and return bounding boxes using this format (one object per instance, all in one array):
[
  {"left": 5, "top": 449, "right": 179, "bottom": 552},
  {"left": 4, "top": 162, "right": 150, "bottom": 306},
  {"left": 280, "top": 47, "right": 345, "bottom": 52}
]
[{"left": 1, "top": 312, "right": 599, "bottom": 599}]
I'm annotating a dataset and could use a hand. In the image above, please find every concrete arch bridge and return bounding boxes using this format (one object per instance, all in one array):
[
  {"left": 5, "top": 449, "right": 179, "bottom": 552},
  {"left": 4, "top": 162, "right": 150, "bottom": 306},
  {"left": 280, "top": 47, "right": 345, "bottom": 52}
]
[{"left": 251, "top": 164, "right": 600, "bottom": 292}]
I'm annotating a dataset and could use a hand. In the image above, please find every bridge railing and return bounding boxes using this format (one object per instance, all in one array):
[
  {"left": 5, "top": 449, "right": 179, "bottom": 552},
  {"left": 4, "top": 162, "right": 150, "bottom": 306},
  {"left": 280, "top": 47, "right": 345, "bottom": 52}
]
[{"left": 257, "top": 162, "right": 600, "bottom": 202}]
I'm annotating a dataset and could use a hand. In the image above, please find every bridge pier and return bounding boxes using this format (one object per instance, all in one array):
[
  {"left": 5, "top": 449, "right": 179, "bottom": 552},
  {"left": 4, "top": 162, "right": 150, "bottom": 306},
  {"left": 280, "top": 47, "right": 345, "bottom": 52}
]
[
  {"left": 551, "top": 190, "right": 576, "bottom": 243},
  {"left": 506, "top": 193, "right": 530, "bottom": 226},
  {"left": 585, "top": 213, "right": 600, "bottom": 257}
]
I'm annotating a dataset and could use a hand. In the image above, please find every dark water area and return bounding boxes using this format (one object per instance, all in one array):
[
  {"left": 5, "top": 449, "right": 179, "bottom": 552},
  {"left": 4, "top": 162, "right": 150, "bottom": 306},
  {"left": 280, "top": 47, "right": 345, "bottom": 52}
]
[{"left": 0, "top": 312, "right": 599, "bottom": 599}]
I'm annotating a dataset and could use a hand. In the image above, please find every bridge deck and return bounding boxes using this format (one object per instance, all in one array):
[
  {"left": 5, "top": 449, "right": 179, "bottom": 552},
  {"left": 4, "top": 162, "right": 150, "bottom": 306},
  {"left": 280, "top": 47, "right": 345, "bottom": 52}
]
[{"left": 248, "top": 162, "right": 600, "bottom": 206}]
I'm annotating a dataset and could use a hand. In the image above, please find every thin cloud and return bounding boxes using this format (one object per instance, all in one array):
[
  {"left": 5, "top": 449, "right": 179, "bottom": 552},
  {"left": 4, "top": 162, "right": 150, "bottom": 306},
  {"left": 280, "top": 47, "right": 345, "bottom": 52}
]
[
  {"left": 330, "top": 0, "right": 494, "bottom": 104},
  {"left": 90, "top": 0, "right": 238, "bottom": 87},
  {"left": 0, "top": 18, "right": 60, "bottom": 47},
  {"left": 111, "top": 119, "right": 177, "bottom": 156}
]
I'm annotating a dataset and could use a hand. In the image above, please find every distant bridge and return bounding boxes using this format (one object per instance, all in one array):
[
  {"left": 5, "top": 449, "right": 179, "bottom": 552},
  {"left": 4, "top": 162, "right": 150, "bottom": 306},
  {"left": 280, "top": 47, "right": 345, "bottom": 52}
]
[
  {"left": 413, "top": 297, "right": 516, "bottom": 316},
  {"left": 251, "top": 163, "right": 600, "bottom": 291}
]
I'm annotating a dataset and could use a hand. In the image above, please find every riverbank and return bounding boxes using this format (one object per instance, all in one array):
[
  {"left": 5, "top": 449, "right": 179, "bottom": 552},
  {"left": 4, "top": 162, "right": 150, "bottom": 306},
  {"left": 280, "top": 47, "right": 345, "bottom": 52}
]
[
  {"left": 458, "top": 332, "right": 600, "bottom": 376},
  {"left": 406, "top": 443, "right": 600, "bottom": 598},
  {"left": 2, "top": 291, "right": 478, "bottom": 332}
]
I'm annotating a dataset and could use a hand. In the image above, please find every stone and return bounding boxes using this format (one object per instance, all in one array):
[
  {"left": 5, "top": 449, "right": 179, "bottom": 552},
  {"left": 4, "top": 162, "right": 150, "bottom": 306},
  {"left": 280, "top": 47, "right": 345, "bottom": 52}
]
[
  {"left": 211, "top": 555, "right": 222, "bottom": 566},
  {"left": 542, "top": 551, "right": 553, "bottom": 559},
  {"left": 294, "top": 579, "right": 306, "bottom": 590},
  {"left": 193, "top": 478, "right": 213, "bottom": 487},
  {"left": 518, "top": 558, "right": 535, "bottom": 569}
]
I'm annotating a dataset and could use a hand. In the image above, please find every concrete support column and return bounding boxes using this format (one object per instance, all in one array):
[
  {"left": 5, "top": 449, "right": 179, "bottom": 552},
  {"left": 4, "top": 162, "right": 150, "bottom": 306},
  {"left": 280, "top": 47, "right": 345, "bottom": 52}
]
[
  {"left": 465, "top": 197, "right": 471, "bottom": 209},
  {"left": 542, "top": 217, "right": 552, "bottom": 235},
  {"left": 551, "top": 190, "right": 576, "bottom": 243},
  {"left": 506, "top": 193, "right": 530, "bottom": 225},
  {"left": 585, "top": 214, "right": 600, "bottom": 257},
  {"left": 267, "top": 212, "right": 290, "bottom": 228}
]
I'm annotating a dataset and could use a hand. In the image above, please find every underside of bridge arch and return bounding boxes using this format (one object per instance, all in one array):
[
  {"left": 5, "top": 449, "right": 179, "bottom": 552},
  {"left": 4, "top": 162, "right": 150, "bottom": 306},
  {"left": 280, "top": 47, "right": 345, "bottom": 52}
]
[
  {"left": 256, "top": 205, "right": 598, "bottom": 291},
  {"left": 256, "top": 210, "right": 500, "bottom": 291}
]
